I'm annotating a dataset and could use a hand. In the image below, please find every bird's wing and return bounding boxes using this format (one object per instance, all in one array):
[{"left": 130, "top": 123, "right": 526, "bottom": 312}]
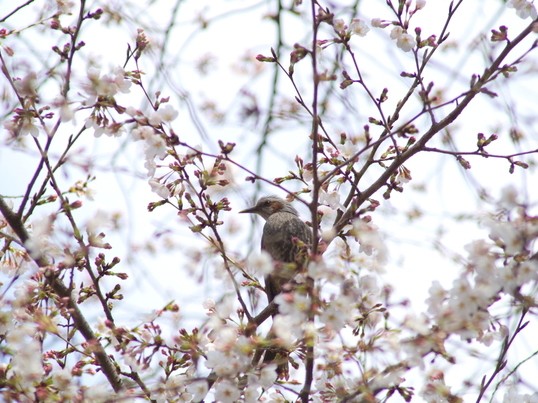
[
  {"left": 262, "top": 214, "right": 311, "bottom": 304},
  {"left": 261, "top": 215, "right": 311, "bottom": 263}
]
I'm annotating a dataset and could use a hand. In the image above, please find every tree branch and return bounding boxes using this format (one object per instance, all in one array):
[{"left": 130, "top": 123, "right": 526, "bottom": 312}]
[
  {"left": 332, "top": 17, "right": 538, "bottom": 236},
  {"left": 0, "top": 196, "right": 125, "bottom": 394}
]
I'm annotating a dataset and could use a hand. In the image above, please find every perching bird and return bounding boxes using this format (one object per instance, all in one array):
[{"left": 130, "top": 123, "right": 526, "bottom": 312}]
[
  {"left": 240, "top": 195, "right": 312, "bottom": 304},
  {"left": 240, "top": 195, "right": 312, "bottom": 378}
]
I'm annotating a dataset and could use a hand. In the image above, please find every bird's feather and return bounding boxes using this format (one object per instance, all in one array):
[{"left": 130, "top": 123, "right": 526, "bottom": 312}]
[{"left": 261, "top": 211, "right": 311, "bottom": 302}]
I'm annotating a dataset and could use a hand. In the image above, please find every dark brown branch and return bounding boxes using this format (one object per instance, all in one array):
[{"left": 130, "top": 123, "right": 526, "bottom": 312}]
[{"left": 253, "top": 301, "right": 278, "bottom": 326}]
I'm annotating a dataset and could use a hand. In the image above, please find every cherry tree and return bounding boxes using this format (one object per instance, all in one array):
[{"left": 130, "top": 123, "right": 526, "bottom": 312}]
[{"left": 1, "top": 0, "right": 538, "bottom": 401}]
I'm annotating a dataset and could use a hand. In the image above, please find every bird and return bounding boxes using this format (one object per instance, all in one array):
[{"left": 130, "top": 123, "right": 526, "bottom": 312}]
[
  {"left": 240, "top": 195, "right": 312, "bottom": 377},
  {"left": 240, "top": 195, "right": 312, "bottom": 303}
]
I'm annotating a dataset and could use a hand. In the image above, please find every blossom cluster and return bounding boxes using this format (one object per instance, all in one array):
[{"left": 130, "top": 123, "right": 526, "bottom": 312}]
[{"left": 425, "top": 187, "right": 538, "bottom": 343}]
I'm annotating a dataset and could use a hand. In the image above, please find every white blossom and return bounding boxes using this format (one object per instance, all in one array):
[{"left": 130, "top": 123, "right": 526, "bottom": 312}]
[
  {"left": 260, "top": 364, "right": 278, "bottom": 388},
  {"left": 187, "top": 380, "right": 208, "bottom": 402},
  {"left": 214, "top": 379, "right": 240, "bottom": 403},
  {"left": 214, "top": 295, "right": 235, "bottom": 319},
  {"left": 82, "top": 66, "right": 131, "bottom": 104},
  {"left": 272, "top": 314, "right": 300, "bottom": 347},
  {"left": 55, "top": 0, "right": 75, "bottom": 14},
  {"left": 320, "top": 294, "right": 354, "bottom": 331},
  {"left": 7, "top": 323, "right": 44, "bottom": 387},
  {"left": 203, "top": 298, "right": 216, "bottom": 312},
  {"left": 396, "top": 33, "right": 416, "bottom": 52},
  {"left": 358, "top": 274, "right": 382, "bottom": 308},
  {"left": 390, "top": 26, "right": 416, "bottom": 52},
  {"left": 149, "top": 177, "right": 171, "bottom": 199},
  {"left": 333, "top": 18, "right": 347, "bottom": 32},
  {"left": 160, "top": 373, "right": 191, "bottom": 401},
  {"left": 86, "top": 210, "right": 115, "bottom": 234},
  {"left": 484, "top": 217, "right": 525, "bottom": 255},
  {"left": 318, "top": 204, "right": 338, "bottom": 228},
  {"left": 415, "top": 0, "right": 426, "bottom": 10},
  {"left": 338, "top": 135, "right": 360, "bottom": 158},
  {"left": 303, "top": 167, "right": 314, "bottom": 182},
  {"left": 351, "top": 219, "right": 388, "bottom": 264},
  {"left": 53, "top": 96, "right": 74, "bottom": 122},
  {"left": 144, "top": 132, "right": 168, "bottom": 160},
  {"left": 4, "top": 114, "right": 40, "bottom": 137},
  {"left": 52, "top": 368, "right": 77, "bottom": 400},
  {"left": 14, "top": 71, "right": 37, "bottom": 98},
  {"left": 22, "top": 117, "right": 40, "bottom": 137},
  {"left": 205, "top": 350, "right": 233, "bottom": 376},
  {"left": 503, "top": 386, "right": 538, "bottom": 403},
  {"left": 247, "top": 250, "right": 274, "bottom": 276},
  {"left": 307, "top": 258, "right": 345, "bottom": 283},
  {"left": 319, "top": 189, "right": 344, "bottom": 211},
  {"left": 212, "top": 325, "right": 238, "bottom": 351},
  {"left": 144, "top": 157, "right": 157, "bottom": 177},
  {"left": 420, "top": 370, "right": 456, "bottom": 402},
  {"left": 243, "top": 384, "right": 260, "bottom": 403},
  {"left": 499, "top": 185, "right": 519, "bottom": 209},
  {"left": 274, "top": 292, "right": 310, "bottom": 321},
  {"left": 371, "top": 18, "right": 390, "bottom": 28},
  {"left": 148, "top": 104, "right": 179, "bottom": 126},
  {"left": 350, "top": 19, "right": 370, "bottom": 36},
  {"left": 131, "top": 126, "right": 155, "bottom": 141},
  {"left": 508, "top": 0, "right": 538, "bottom": 19},
  {"left": 25, "top": 215, "right": 55, "bottom": 258},
  {"left": 426, "top": 280, "right": 447, "bottom": 316}
]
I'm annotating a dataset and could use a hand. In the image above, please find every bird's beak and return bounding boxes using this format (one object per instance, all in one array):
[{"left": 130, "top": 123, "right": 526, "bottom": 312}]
[{"left": 239, "top": 205, "right": 258, "bottom": 214}]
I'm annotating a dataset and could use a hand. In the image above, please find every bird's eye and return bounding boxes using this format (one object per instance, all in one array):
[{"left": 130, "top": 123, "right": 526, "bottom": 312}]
[{"left": 263, "top": 201, "right": 271, "bottom": 207}]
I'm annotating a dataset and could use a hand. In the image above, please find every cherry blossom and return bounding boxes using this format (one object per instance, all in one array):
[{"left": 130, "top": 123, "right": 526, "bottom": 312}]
[
  {"left": 508, "top": 0, "right": 538, "bottom": 19},
  {"left": 350, "top": 18, "right": 370, "bottom": 36},
  {"left": 390, "top": 26, "right": 416, "bottom": 52}
]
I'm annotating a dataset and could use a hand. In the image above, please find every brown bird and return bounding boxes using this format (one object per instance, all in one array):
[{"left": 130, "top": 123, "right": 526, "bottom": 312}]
[
  {"left": 240, "top": 195, "right": 312, "bottom": 377},
  {"left": 240, "top": 195, "right": 312, "bottom": 304}
]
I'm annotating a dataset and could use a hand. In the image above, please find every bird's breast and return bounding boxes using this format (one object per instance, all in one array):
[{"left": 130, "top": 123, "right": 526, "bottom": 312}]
[{"left": 261, "top": 212, "right": 311, "bottom": 263}]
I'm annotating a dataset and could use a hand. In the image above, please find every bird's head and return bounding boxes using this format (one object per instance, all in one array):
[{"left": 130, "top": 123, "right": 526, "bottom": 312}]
[{"left": 239, "top": 195, "right": 299, "bottom": 220}]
